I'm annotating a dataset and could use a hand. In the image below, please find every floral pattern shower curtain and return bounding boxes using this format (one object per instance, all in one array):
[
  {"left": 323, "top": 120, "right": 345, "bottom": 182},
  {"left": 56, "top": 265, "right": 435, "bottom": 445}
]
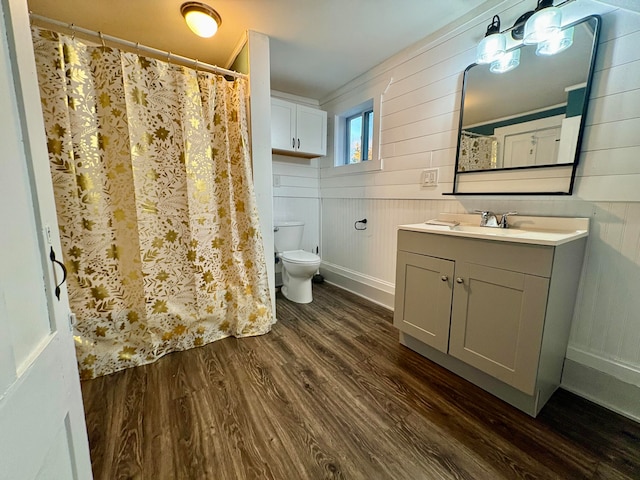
[
  {"left": 458, "top": 132, "right": 498, "bottom": 171},
  {"left": 32, "top": 28, "right": 274, "bottom": 379}
]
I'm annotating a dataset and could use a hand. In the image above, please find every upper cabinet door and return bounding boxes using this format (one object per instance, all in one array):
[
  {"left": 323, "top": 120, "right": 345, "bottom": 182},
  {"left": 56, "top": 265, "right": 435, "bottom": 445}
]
[
  {"left": 271, "top": 98, "right": 296, "bottom": 152},
  {"left": 270, "top": 98, "right": 327, "bottom": 158},
  {"left": 296, "top": 104, "right": 327, "bottom": 156}
]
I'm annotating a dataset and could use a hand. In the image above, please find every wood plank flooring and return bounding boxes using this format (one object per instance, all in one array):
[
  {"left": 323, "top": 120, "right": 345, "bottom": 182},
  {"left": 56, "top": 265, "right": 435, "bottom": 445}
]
[{"left": 81, "top": 283, "right": 640, "bottom": 479}]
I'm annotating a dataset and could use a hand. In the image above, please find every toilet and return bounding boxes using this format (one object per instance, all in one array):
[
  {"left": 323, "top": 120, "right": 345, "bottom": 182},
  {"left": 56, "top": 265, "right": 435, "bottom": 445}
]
[{"left": 274, "top": 221, "right": 321, "bottom": 304}]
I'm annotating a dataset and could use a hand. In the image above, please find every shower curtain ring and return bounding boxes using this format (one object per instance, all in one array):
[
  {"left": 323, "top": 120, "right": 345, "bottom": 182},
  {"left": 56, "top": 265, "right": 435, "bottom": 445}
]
[
  {"left": 70, "top": 23, "right": 75, "bottom": 40},
  {"left": 135, "top": 42, "right": 140, "bottom": 56},
  {"left": 167, "top": 51, "right": 172, "bottom": 63},
  {"left": 195, "top": 59, "right": 199, "bottom": 71},
  {"left": 99, "top": 31, "right": 106, "bottom": 48}
]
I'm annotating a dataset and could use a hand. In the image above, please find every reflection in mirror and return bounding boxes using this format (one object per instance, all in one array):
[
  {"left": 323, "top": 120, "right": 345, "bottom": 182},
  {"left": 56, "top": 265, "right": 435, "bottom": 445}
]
[{"left": 456, "top": 16, "right": 599, "bottom": 174}]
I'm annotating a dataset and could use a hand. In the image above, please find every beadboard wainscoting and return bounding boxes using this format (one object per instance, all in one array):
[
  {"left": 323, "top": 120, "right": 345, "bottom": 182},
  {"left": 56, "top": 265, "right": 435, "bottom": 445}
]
[{"left": 308, "top": 1, "right": 640, "bottom": 420}]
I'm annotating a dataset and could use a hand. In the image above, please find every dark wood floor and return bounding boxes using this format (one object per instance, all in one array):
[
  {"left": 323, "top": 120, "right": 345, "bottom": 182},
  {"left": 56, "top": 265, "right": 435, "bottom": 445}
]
[{"left": 81, "top": 283, "right": 640, "bottom": 479}]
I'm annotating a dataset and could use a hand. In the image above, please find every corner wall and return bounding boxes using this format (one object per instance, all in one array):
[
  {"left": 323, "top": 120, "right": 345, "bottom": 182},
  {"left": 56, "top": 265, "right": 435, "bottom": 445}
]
[
  {"left": 246, "top": 31, "right": 276, "bottom": 319},
  {"left": 318, "top": 1, "right": 640, "bottom": 420}
]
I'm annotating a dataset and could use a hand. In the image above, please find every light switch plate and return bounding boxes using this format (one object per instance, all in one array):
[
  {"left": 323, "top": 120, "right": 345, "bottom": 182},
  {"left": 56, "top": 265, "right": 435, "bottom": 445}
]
[{"left": 422, "top": 168, "right": 438, "bottom": 187}]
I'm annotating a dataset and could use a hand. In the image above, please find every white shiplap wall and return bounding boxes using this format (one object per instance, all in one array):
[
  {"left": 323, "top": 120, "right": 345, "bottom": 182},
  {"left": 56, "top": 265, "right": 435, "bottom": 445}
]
[{"left": 314, "top": 1, "right": 640, "bottom": 419}]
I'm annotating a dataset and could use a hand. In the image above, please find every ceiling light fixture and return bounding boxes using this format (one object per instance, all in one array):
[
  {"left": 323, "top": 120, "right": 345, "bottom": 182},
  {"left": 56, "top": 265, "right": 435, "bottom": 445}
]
[{"left": 181, "top": 2, "right": 222, "bottom": 38}]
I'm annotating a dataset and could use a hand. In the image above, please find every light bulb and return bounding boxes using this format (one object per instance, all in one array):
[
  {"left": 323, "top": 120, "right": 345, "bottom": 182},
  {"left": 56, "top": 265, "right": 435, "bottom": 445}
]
[
  {"left": 490, "top": 48, "right": 521, "bottom": 73},
  {"left": 477, "top": 33, "right": 506, "bottom": 64},
  {"left": 536, "top": 27, "right": 574, "bottom": 55},
  {"left": 523, "top": 6, "right": 562, "bottom": 44},
  {"left": 184, "top": 10, "right": 218, "bottom": 37}
]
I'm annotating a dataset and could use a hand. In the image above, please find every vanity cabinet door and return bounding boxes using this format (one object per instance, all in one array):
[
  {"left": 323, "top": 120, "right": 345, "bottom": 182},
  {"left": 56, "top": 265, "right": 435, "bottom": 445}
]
[
  {"left": 394, "top": 251, "right": 454, "bottom": 353},
  {"left": 449, "top": 262, "right": 549, "bottom": 395}
]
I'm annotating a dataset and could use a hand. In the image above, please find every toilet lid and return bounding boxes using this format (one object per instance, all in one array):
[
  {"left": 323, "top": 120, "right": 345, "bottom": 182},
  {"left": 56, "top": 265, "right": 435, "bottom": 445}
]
[{"left": 281, "top": 250, "right": 320, "bottom": 265}]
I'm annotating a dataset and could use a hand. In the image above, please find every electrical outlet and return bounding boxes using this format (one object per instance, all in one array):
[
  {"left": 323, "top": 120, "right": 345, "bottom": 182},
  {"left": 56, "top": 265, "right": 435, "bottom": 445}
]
[
  {"left": 273, "top": 175, "right": 281, "bottom": 187},
  {"left": 421, "top": 168, "right": 439, "bottom": 187}
]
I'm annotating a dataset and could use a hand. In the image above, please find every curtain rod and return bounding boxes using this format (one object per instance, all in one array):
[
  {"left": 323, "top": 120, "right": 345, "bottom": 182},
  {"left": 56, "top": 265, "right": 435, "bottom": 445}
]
[
  {"left": 29, "top": 13, "right": 247, "bottom": 79},
  {"left": 461, "top": 130, "right": 495, "bottom": 139}
]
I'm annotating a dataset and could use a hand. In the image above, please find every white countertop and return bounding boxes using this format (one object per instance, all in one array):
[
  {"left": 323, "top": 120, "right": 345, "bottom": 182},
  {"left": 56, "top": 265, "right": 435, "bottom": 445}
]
[{"left": 398, "top": 213, "right": 589, "bottom": 246}]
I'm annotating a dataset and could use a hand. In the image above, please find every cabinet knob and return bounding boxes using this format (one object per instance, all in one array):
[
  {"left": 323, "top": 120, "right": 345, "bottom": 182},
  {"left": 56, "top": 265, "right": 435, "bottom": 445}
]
[
  {"left": 456, "top": 277, "right": 464, "bottom": 284},
  {"left": 292, "top": 137, "right": 295, "bottom": 148},
  {"left": 441, "top": 275, "right": 448, "bottom": 282}
]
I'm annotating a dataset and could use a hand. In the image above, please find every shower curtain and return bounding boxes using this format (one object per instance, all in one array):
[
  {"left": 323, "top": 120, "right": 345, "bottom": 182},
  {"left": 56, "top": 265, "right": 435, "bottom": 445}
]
[
  {"left": 458, "top": 132, "right": 498, "bottom": 171},
  {"left": 31, "top": 28, "right": 275, "bottom": 379}
]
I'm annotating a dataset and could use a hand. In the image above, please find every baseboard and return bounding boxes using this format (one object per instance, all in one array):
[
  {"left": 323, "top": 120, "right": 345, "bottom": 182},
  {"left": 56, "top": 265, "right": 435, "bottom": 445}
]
[
  {"left": 319, "top": 261, "right": 394, "bottom": 310},
  {"left": 561, "top": 357, "right": 640, "bottom": 423},
  {"left": 566, "top": 346, "right": 640, "bottom": 386}
]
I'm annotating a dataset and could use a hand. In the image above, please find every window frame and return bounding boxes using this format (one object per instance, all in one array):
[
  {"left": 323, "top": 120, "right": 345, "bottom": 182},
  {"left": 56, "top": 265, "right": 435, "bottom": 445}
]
[
  {"left": 329, "top": 96, "right": 382, "bottom": 175},
  {"left": 345, "top": 108, "right": 374, "bottom": 165}
]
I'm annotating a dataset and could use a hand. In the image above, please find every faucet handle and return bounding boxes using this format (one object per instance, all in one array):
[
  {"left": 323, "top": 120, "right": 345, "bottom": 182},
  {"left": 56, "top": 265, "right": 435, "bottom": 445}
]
[
  {"left": 499, "top": 211, "right": 518, "bottom": 228},
  {"left": 474, "top": 209, "right": 493, "bottom": 220}
]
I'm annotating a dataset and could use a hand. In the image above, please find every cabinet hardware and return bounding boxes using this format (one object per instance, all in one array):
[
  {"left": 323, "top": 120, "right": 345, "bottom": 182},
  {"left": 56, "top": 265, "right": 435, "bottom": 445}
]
[
  {"left": 456, "top": 277, "right": 464, "bottom": 284},
  {"left": 292, "top": 137, "right": 295, "bottom": 148},
  {"left": 441, "top": 276, "right": 448, "bottom": 281}
]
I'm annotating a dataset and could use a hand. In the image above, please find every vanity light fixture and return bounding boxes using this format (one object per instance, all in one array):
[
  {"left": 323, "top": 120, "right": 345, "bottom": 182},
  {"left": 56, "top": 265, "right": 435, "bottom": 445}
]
[
  {"left": 181, "top": 2, "right": 222, "bottom": 38},
  {"left": 476, "top": 15, "right": 506, "bottom": 64},
  {"left": 476, "top": 0, "right": 577, "bottom": 72}
]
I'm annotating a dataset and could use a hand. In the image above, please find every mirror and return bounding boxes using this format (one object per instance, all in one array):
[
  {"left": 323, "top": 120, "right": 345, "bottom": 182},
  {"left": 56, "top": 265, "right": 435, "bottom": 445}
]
[{"left": 452, "top": 15, "right": 600, "bottom": 194}]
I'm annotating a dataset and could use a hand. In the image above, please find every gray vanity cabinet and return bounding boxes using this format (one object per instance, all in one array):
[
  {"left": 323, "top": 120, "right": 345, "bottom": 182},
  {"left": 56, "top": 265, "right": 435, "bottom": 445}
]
[{"left": 394, "top": 228, "right": 587, "bottom": 416}]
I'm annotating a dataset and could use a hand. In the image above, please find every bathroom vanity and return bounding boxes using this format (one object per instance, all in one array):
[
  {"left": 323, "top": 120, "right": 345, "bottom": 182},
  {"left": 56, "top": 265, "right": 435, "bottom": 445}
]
[{"left": 394, "top": 214, "right": 588, "bottom": 416}]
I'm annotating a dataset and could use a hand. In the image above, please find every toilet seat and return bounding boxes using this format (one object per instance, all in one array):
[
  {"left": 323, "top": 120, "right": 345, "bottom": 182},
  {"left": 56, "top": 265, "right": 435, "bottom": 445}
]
[{"left": 280, "top": 250, "right": 320, "bottom": 265}]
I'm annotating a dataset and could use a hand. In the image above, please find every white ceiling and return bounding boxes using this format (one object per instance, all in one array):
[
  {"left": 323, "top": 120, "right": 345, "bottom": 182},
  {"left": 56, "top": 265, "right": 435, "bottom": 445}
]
[{"left": 27, "top": 0, "right": 494, "bottom": 100}]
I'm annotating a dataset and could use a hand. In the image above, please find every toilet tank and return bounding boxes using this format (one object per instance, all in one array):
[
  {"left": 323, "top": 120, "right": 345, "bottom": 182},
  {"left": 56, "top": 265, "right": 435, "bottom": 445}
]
[{"left": 274, "top": 221, "right": 304, "bottom": 252}]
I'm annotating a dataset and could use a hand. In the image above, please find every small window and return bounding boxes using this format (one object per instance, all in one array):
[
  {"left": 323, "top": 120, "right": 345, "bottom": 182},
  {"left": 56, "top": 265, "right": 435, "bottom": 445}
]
[
  {"left": 331, "top": 92, "right": 384, "bottom": 175},
  {"left": 345, "top": 109, "right": 374, "bottom": 164}
]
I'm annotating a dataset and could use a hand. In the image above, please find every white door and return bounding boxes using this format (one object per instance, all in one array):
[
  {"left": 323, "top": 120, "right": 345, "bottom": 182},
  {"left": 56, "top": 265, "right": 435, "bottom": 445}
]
[{"left": 0, "top": 1, "right": 92, "bottom": 479}]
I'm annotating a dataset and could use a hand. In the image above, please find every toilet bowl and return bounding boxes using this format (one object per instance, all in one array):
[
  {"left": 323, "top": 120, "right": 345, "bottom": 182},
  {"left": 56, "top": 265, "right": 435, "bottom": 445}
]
[
  {"left": 279, "top": 250, "right": 321, "bottom": 304},
  {"left": 274, "top": 221, "right": 321, "bottom": 304}
]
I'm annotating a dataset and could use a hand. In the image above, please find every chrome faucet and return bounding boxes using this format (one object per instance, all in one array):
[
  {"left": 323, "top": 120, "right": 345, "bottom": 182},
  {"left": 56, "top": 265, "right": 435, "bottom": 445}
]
[
  {"left": 476, "top": 210, "right": 499, "bottom": 227},
  {"left": 475, "top": 210, "right": 518, "bottom": 228}
]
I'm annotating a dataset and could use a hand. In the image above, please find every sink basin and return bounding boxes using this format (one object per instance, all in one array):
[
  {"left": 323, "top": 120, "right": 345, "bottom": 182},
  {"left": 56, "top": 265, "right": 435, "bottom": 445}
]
[
  {"left": 399, "top": 214, "right": 589, "bottom": 246},
  {"left": 450, "top": 225, "right": 529, "bottom": 237}
]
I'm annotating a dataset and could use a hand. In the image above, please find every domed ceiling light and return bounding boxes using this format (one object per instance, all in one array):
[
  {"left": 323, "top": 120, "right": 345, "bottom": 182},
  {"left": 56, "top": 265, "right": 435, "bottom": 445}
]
[{"left": 181, "top": 2, "right": 222, "bottom": 38}]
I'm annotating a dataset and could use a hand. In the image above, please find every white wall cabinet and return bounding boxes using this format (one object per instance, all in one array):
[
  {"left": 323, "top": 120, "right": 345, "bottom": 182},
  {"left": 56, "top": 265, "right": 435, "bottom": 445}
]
[
  {"left": 271, "top": 98, "right": 327, "bottom": 158},
  {"left": 394, "top": 229, "right": 587, "bottom": 416}
]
